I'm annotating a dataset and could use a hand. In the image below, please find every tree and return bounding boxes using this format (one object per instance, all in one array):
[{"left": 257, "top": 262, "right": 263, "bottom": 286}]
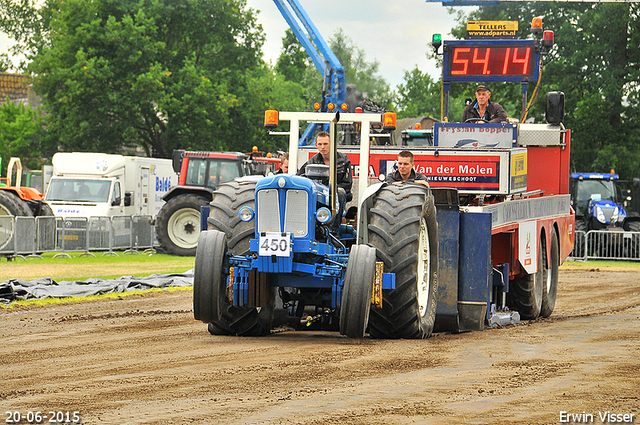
[
  {"left": 395, "top": 67, "right": 441, "bottom": 119},
  {"left": 0, "top": 0, "right": 55, "bottom": 71},
  {"left": 29, "top": 0, "right": 267, "bottom": 158},
  {"left": 0, "top": 101, "right": 50, "bottom": 170},
  {"left": 275, "top": 28, "right": 310, "bottom": 83}
]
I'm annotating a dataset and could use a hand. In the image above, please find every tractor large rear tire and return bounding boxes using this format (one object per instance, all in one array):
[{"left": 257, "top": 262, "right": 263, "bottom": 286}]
[
  {"left": 540, "top": 230, "right": 560, "bottom": 318},
  {"left": 366, "top": 184, "right": 438, "bottom": 339},
  {"left": 155, "top": 194, "right": 209, "bottom": 256},
  {"left": 340, "top": 244, "right": 376, "bottom": 338},
  {"left": 0, "top": 191, "right": 34, "bottom": 251},
  {"left": 508, "top": 232, "right": 544, "bottom": 320},
  {"left": 207, "top": 180, "right": 257, "bottom": 255},
  {"left": 0, "top": 190, "right": 33, "bottom": 217},
  {"left": 203, "top": 179, "right": 273, "bottom": 337}
]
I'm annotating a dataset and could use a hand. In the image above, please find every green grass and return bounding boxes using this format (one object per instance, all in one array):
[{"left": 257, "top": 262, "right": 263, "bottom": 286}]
[
  {"left": 0, "top": 251, "right": 195, "bottom": 282},
  {"left": 1, "top": 251, "right": 196, "bottom": 309},
  {"left": 1, "top": 285, "right": 193, "bottom": 309},
  {"left": 561, "top": 259, "right": 640, "bottom": 269}
]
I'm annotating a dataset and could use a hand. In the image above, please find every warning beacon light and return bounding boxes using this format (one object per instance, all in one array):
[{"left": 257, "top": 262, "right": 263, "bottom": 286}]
[
  {"left": 542, "top": 30, "right": 554, "bottom": 48},
  {"left": 264, "top": 110, "right": 278, "bottom": 129},
  {"left": 531, "top": 17, "right": 543, "bottom": 35},
  {"left": 383, "top": 112, "right": 397, "bottom": 131}
]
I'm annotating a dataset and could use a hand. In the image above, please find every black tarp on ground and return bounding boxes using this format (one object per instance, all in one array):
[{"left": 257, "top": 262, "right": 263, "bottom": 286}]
[{"left": 0, "top": 270, "right": 194, "bottom": 304}]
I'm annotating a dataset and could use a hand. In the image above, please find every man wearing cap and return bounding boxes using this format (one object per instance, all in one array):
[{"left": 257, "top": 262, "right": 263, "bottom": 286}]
[{"left": 462, "top": 84, "right": 508, "bottom": 123}]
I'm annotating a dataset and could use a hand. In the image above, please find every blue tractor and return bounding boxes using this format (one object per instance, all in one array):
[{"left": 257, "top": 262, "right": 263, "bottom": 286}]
[
  {"left": 193, "top": 111, "right": 439, "bottom": 338},
  {"left": 570, "top": 172, "right": 640, "bottom": 233}
]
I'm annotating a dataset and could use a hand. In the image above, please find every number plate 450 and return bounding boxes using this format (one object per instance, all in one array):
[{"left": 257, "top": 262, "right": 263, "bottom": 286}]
[{"left": 259, "top": 232, "right": 291, "bottom": 257}]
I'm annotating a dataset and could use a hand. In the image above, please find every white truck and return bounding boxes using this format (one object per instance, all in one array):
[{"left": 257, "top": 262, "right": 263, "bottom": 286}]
[{"left": 45, "top": 152, "right": 177, "bottom": 218}]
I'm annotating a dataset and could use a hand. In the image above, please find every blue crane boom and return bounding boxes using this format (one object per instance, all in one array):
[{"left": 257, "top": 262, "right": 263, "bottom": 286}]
[{"left": 272, "top": 0, "right": 347, "bottom": 145}]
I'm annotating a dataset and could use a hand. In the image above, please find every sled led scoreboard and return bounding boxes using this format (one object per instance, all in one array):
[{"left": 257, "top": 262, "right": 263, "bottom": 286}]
[{"left": 442, "top": 39, "right": 540, "bottom": 83}]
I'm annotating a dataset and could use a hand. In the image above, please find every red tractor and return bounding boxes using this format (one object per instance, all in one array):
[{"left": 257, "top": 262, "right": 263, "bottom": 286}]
[{"left": 155, "top": 150, "right": 279, "bottom": 256}]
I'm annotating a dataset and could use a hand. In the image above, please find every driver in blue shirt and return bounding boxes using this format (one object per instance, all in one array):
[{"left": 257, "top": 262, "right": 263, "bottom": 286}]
[{"left": 462, "top": 84, "right": 508, "bottom": 123}]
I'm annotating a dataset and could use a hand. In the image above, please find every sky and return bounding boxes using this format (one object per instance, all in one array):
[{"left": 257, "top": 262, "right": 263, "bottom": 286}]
[
  {"left": 0, "top": 0, "right": 477, "bottom": 89},
  {"left": 249, "top": 0, "right": 477, "bottom": 89}
]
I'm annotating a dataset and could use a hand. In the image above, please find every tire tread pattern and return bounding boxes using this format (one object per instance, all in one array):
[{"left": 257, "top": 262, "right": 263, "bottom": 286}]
[{"left": 367, "top": 184, "right": 438, "bottom": 339}]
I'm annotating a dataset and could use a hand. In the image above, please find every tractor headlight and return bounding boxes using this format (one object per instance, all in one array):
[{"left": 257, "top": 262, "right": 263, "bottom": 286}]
[
  {"left": 596, "top": 206, "right": 606, "bottom": 223},
  {"left": 316, "top": 207, "right": 332, "bottom": 224},
  {"left": 239, "top": 206, "right": 255, "bottom": 222}
]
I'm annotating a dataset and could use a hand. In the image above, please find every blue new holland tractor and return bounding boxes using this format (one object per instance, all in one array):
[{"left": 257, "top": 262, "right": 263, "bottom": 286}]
[{"left": 193, "top": 111, "right": 439, "bottom": 338}]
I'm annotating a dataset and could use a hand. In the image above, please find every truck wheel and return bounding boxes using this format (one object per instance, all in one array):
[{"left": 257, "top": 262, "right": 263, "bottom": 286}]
[
  {"left": 203, "top": 180, "right": 273, "bottom": 337},
  {"left": 193, "top": 230, "right": 228, "bottom": 324},
  {"left": 540, "top": 231, "right": 560, "bottom": 318},
  {"left": 156, "top": 194, "right": 208, "bottom": 256},
  {"left": 509, "top": 233, "right": 544, "bottom": 320},
  {"left": 366, "top": 185, "right": 438, "bottom": 339},
  {"left": 207, "top": 180, "right": 257, "bottom": 255},
  {"left": 339, "top": 244, "right": 376, "bottom": 338}
]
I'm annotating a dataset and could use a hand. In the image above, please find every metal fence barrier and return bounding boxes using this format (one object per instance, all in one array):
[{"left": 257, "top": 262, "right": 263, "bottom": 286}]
[
  {"left": 0, "top": 215, "right": 157, "bottom": 259},
  {"left": 569, "top": 230, "right": 640, "bottom": 261}
]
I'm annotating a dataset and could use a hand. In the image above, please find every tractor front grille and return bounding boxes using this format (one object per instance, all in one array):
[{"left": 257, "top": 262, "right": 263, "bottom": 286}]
[
  {"left": 284, "top": 189, "right": 308, "bottom": 237},
  {"left": 257, "top": 188, "right": 308, "bottom": 237},
  {"left": 601, "top": 206, "right": 615, "bottom": 223},
  {"left": 257, "top": 189, "right": 280, "bottom": 232}
]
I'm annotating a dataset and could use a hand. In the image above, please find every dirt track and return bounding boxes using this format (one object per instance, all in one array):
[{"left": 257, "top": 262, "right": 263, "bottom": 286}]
[{"left": 1, "top": 267, "right": 639, "bottom": 425}]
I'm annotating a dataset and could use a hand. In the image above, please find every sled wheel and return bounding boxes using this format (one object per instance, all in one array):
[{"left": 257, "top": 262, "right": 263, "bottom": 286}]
[
  {"left": 509, "top": 232, "right": 544, "bottom": 320},
  {"left": 193, "top": 230, "right": 228, "bottom": 324},
  {"left": 540, "top": 230, "right": 560, "bottom": 318},
  {"left": 340, "top": 244, "right": 376, "bottom": 338}
]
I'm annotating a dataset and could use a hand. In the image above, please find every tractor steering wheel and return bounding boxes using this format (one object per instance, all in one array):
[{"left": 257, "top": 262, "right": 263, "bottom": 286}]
[{"left": 464, "top": 118, "right": 489, "bottom": 123}]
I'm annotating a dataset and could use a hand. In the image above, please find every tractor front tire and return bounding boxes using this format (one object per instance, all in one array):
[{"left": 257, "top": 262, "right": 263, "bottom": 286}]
[
  {"left": 155, "top": 194, "right": 208, "bottom": 256},
  {"left": 340, "top": 244, "right": 376, "bottom": 338},
  {"left": 367, "top": 184, "right": 438, "bottom": 339},
  {"left": 202, "top": 180, "right": 273, "bottom": 337},
  {"left": 193, "top": 230, "right": 228, "bottom": 324}
]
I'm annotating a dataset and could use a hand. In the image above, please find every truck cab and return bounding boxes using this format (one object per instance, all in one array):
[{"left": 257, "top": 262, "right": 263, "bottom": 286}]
[{"left": 44, "top": 152, "right": 176, "bottom": 218}]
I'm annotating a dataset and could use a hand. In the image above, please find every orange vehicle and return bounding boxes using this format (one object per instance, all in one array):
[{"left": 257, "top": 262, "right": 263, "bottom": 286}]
[{"left": 0, "top": 157, "right": 53, "bottom": 218}]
